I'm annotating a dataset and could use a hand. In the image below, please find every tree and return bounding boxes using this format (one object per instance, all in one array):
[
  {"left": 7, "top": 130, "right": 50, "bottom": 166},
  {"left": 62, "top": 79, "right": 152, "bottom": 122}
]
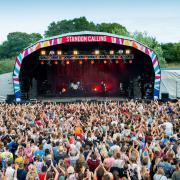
[
  {"left": 45, "top": 17, "right": 96, "bottom": 37},
  {"left": 162, "top": 43, "right": 180, "bottom": 63},
  {"left": 0, "top": 32, "right": 42, "bottom": 59},
  {"left": 96, "top": 22, "right": 129, "bottom": 36},
  {"left": 133, "top": 31, "right": 166, "bottom": 66}
]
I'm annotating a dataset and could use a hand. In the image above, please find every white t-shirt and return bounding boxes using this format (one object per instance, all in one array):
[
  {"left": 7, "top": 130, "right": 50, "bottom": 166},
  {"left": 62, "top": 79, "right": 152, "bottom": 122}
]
[
  {"left": 163, "top": 122, "right": 173, "bottom": 135},
  {"left": 5, "top": 166, "right": 14, "bottom": 180}
]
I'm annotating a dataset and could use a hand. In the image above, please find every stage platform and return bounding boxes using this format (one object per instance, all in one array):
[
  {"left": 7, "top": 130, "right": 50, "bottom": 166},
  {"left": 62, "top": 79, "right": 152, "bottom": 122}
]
[{"left": 31, "top": 97, "right": 128, "bottom": 103}]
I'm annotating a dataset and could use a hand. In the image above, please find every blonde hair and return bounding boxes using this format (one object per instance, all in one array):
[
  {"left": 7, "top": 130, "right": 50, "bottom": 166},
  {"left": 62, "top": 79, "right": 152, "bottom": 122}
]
[{"left": 157, "top": 167, "right": 165, "bottom": 175}]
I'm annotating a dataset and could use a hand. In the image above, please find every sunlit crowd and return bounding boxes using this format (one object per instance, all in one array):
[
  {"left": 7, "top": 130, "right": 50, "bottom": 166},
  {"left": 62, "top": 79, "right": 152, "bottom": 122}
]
[{"left": 0, "top": 100, "right": 179, "bottom": 180}]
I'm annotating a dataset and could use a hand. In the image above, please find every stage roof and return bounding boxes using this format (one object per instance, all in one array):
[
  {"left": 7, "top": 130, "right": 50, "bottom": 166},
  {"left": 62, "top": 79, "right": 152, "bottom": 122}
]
[{"left": 25, "top": 31, "right": 153, "bottom": 52}]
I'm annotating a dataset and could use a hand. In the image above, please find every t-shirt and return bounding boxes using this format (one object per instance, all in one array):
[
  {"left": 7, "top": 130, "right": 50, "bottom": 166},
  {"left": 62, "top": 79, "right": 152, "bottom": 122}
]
[
  {"left": 34, "top": 150, "right": 45, "bottom": 157},
  {"left": 35, "top": 161, "right": 44, "bottom": 173},
  {"left": 172, "top": 171, "right": 180, "bottom": 180},
  {"left": 5, "top": 166, "right": 14, "bottom": 180},
  {"left": 38, "top": 173, "right": 46, "bottom": 180},
  {"left": 163, "top": 122, "right": 173, "bottom": 135},
  {"left": 87, "top": 159, "right": 100, "bottom": 172},
  {"left": 17, "top": 169, "right": 27, "bottom": 180},
  {"left": 75, "top": 127, "right": 82, "bottom": 135},
  {"left": 153, "top": 174, "right": 167, "bottom": 180}
]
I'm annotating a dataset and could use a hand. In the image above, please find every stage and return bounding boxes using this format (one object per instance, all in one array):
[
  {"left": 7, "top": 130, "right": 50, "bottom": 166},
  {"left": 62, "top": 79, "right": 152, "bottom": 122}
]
[
  {"left": 36, "top": 96, "right": 127, "bottom": 102},
  {"left": 13, "top": 31, "right": 161, "bottom": 102}
]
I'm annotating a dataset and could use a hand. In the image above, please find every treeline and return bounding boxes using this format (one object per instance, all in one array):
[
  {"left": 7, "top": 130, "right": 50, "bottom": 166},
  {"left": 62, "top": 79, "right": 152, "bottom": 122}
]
[{"left": 0, "top": 17, "right": 179, "bottom": 66}]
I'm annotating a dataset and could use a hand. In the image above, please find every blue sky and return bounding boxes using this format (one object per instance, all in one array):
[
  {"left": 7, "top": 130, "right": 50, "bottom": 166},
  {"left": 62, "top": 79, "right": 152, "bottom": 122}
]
[{"left": 0, "top": 0, "right": 180, "bottom": 43}]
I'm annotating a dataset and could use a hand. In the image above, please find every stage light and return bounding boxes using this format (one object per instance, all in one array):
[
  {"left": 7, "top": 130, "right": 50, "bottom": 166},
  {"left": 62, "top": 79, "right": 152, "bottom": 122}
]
[
  {"left": 73, "top": 50, "right": 78, "bottom": 55},
  {"left": 125, "top": 49, "right": 130, "bottom": 54},
  {"left": 79, "top": 60, "right": 83, "bottom": 65},
  {"left": 92, "top": 85, "right": 101, "bottom": 92},
  {"left": 66, "top": 60, "right": 70, "bottom": 65},
  {"left": 84, "top": 56, "right": 88, "bottom": 61},
  {"left": 91, "top": 60, "right": 95, "bottom": 65},
  {"left": 95, "top": 50, "right": 100, "bottom": 55},
  {"left": 40, "top": 61, "right": 45, "bottom": 65},
  {"left": 115, "top": 60, "right": 119, "bottom": 64},
  {"left": 118, "top": 50, "right": 123, "bottom": 54},
  {"left": 41, "top": 50, "right": 46, "bottom": 55},
  {"left": 104, "top": 60, "right": 107, "bottom": 64},
  {"left": 57, "top": 50, "right": 62, "bottom": 55},
  {"left": 110, "top": 50, "right": 114, "bottom": 55},
  {"left": 129, "top": 60, "right": 133, "bottom": 64},
  {"left": 54, "top": 61, "right": 58, "bottom": 65}
]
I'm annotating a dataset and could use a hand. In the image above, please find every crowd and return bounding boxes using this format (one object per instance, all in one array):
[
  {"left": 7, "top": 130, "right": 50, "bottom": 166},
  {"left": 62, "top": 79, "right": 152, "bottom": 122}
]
[{"left": 0, "top": 100, "right": 179, "bottom": 180}]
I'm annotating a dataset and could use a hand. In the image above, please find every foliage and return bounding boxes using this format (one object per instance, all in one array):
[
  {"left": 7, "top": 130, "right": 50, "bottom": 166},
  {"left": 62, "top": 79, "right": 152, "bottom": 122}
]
[
  {"left": 45, "top": 17, "right": 129, "bottom": 37},
  {"left": 0, "top": 32, "right": 42, "bottom": 59},
  {"left": 161, "top": 43, "right": 180, "bottom": 63},
  {"left": 96, "top": 22, "right": 129, "bottom": 36},
  {"left": 132, "top": 31, "right": 167, "bottom": 66},
  {"left": 45, "top": 17, "right": 96, "bottom": 37}
]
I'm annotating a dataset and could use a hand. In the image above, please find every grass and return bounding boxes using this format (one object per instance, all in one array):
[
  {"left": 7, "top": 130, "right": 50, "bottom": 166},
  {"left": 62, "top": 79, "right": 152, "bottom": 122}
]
[
  {"left": 0, "top": 58, "right": 15, "bottom": 74},
  {"left": 164, "top": 62, "right": 180, "bottom": 68}
]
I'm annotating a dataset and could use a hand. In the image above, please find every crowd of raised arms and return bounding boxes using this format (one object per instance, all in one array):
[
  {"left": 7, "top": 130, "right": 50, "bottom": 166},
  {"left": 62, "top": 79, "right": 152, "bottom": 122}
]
[{"left": 0, "top": 100, "right": 179, "bottom": 180}]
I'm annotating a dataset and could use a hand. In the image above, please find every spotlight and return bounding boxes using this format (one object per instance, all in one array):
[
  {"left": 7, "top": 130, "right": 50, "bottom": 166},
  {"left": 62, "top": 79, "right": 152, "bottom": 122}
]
[
  {"left": 95, "top": 50, "right": 100, "bottom": 55},
  {"left": 41, "top": 50, "right": 46, "bottom": 55},
  {"left": 57, "top": 50, "right": 62, "bottom": 55},
  {"left": 54, "top": 61, "right": 58, "bottom": 65},
  {"left": 91, "top": 60, "right": 95, "bottom": 65},
  {"left": 129, "top": 60, "right": 133, "bottom": 64},
  {"left": 73, "top": 50, "right": 78, "bottom": 55},
  {"left": 125, "top": 49, "right": 130, "bottom": 54},
  {"left": 66, "top": 60, "right": 70, "bottom": 65},
  {"left": 104, "top": 60, "right": 107, "bottom": 64},
  {"left": 110, "top": 50, "right": 114, "bottom": 55},
  {"left": 115, "top": 60, "right": 119, "bottom": 64},
  {"left": 118, "top": 50, "right": 123, "bottom": 54},
  {"left": 40, "top": 61, "right": 45, "bottom": 65},
  {"left": 62, "top": 88, "right": 66, "bottom": 93},
  {"left": 79, "top": 60, "right": 83, "bottom": 65}
]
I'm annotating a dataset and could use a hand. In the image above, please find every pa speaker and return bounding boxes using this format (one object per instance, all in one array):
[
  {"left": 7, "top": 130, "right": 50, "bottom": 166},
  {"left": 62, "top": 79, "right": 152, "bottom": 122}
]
[{"left": 161, "top": 93, "right": 169, "bottom": 100}]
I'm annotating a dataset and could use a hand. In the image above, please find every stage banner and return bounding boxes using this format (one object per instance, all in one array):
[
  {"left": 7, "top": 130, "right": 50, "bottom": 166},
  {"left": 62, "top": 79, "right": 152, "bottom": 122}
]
[{"left": 62, "top": 35, "right": 112, "bottom": 43}]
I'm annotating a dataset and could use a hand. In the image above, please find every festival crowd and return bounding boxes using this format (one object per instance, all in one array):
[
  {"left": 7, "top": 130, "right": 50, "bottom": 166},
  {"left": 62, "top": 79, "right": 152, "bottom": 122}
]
[{"left": 0, "top": 100, "right": 179, "bottom": 180}]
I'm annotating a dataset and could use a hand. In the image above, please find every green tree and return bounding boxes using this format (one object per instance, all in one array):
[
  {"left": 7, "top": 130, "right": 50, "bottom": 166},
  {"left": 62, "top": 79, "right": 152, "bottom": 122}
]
[
  {"left": 133, "top": 31, "right": 166, "bottom": 66},
  {"left": 45, "top": 17, "right": 96, "bottom": 37},
  {"left": 96, "top": 22, "right": 129, "bottom": 36},
  {"left": 0, "top": 32, "right": 42, "bottom": 59},
  {"left": 162, "top": 42, "right": 180, "bottom": 63}
]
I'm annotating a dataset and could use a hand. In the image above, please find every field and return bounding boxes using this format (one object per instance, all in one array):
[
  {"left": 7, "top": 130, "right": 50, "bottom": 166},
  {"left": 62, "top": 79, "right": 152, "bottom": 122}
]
[{"left": 0, "top": 58, "right": 15, "bottom": 74}]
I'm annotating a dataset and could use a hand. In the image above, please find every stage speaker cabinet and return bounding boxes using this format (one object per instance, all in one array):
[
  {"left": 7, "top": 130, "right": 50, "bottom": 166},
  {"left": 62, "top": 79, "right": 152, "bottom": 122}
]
[
  {"left": 6, "top": 94, "right": 15, "bottom": 103},
  {"left": 161, "top": 93, "right": 169, "bottom": 100}
]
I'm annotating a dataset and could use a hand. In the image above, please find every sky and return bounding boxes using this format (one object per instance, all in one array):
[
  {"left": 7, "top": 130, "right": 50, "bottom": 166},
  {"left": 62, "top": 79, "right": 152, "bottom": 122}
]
[{"left": 0, "top": 0, "right": 180, "bottom": 44}]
